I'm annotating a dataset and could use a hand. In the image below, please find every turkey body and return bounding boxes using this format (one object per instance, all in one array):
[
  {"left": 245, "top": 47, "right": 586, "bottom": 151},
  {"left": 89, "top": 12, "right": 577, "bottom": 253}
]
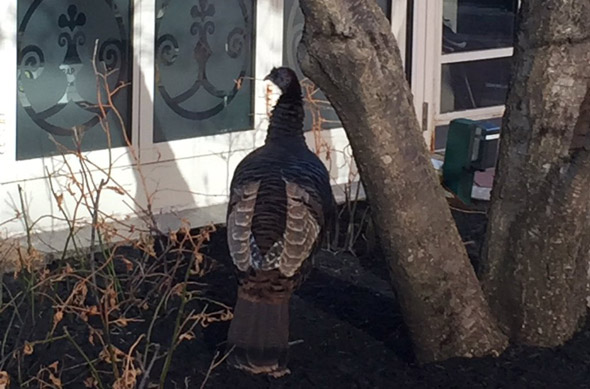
[{"left": 226, "top": 67, "right": 333, "bottom": 376}]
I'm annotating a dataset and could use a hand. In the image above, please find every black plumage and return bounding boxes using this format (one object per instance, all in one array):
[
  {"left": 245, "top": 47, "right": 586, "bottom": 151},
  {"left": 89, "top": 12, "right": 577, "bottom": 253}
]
[{"left": 226, "top": 67, "right": 333, "bottom": 376}]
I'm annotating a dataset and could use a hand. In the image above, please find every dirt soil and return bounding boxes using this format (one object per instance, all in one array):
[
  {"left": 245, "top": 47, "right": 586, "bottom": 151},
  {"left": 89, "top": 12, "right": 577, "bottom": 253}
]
[
  {"left": 185, "top": 208, "right": 590, "bottom": 389},
  {"left": 2, "top": 208, "right": 590, "bottom": 388}
]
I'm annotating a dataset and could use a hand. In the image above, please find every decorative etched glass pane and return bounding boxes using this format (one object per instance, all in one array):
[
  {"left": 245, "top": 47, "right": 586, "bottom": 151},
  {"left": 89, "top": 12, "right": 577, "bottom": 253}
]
[
  {"left": 441, "top": 57, "right": 512, "bottom": 113},
  {"left": 442, "top": 0, "right": 517, "bottom": 53},
  {"left": 17, "top": 0, "right": 132, "bottom": 160},
  {"left": 283, "top": 0, "right": 391, "bottom": 131},
  {"left": 154, "top": 0, "right": 254, "bottom": 143}
]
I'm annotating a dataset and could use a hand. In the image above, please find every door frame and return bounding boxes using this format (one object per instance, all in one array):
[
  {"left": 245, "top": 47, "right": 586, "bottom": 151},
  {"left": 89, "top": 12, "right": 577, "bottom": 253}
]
[{"left": 411, "top": 0, "right": 516, "bottom": 151}]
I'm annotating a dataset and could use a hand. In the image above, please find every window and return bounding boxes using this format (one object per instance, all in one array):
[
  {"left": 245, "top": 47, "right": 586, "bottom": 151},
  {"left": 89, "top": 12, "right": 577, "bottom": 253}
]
[
  {"left": 16, "top": 0, "right": 132, "bottom": 160},
  {"left": 411, "top": 0, "right": 518, "bottom": 150},
  {"left": 442, "top": 0, "right": 517, "bottom": 53},
  {"left": 439, "top": 0, "right": 516, "bottom": 119},
  {"left": 1, "top": 0, "right": 410, "bottom": 238},
  {"left": 153, "top": 0, "right": 255, "bottom": 142},
  {"left": 441, "top": 57, "right": 512, "bottom": 113},
  {"left": 12, "top": 0, "right": 399, "bottom": 163},
  {"left": 15, "top": 0, "right": 257, "bottom": 161}
]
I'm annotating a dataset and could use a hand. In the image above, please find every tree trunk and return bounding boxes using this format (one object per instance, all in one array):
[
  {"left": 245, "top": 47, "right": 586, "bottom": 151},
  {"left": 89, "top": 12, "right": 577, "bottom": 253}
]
[
  {"left": 297, "top": 0, "right": 507, "bottom": 362},
  {"left": 482, "top": 0, "right": 590, "bottom": 346}
]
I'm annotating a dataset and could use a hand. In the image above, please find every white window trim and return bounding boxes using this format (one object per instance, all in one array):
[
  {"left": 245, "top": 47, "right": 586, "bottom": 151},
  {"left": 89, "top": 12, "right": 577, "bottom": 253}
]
[
  {"left": 392, "top": 0, "right": 408, "bottom": 66},
  {"left": 441, "top": 47, "right": 514, "bottom": 64},
  {"left": 436, "top": 105, "right": 506, "bottom": 127}
]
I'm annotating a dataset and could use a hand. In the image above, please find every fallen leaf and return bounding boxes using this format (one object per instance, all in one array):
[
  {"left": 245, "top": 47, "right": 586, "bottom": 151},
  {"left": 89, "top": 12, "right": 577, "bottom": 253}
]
[
  {"left": 83, "top": 377, "right": 96, "bottom": 388},
  {"left": 53, "top": 310, "right": 64, "bottom": 327},
  {"left": 121, "top": 257, "right": 133, "bottom": 272},
  {"left": 88, "top": 305, "right": 99, "bottom": 316},
  {"left": 178, "top": 331, "right": 195, "bottom": 343},
  {"left": 72, "top": 281, "right": 88, "bottom": 306},
  {"left": 48, "top": 361, "right": 59, "bottom": 373},
  {"left": 49, "top": 371, "right": 62, "bottom": 388},
  {"left": 115, "top": 317, "right": 129, "bottom": 327},
  {"left": 112, "top": 368, "right": 141, "bottom": 389},
  {"left": 23, "top": 341, "right": 34, "bottom": 356},
  {"left": 0, "top": 371, "right": 9, "bottom": 389},
  {"left": 171, "top": 283, "right": 185, "bottom": 297},
  {"left": 99, "top": 346, "right": 126, "bottom": 364}
]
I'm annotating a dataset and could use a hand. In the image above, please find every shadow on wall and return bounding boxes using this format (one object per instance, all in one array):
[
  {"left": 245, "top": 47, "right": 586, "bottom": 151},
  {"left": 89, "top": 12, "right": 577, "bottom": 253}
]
[{"left": 144, "top": 0, "right": 259, "bottom": 230}]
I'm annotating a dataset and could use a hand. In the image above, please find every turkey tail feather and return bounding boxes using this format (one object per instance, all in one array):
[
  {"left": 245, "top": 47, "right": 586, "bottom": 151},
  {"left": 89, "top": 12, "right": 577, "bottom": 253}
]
[{"left": 227, "top": 295, "right": 290, "bottom": 377}]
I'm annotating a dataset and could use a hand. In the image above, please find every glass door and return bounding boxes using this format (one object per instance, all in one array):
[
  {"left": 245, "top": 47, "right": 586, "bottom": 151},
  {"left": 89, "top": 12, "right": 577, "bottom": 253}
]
[
  {"left": 0, "top": 0, "right": 263, "bottom": 179},
  {"left": 413, "top": 0, "right": 518, "bottom": 150},
  {"left": 0, "top": 0, "right": 137, "bottom": 183},
  {"left": 138, "top": 0, "right": 265, "bottom": 165},
  {"left": 0, "top": 0, "right": 406, "bottom": 239},
  {"left": 0, "top": 0, "right": 283, "bottom": 241}
]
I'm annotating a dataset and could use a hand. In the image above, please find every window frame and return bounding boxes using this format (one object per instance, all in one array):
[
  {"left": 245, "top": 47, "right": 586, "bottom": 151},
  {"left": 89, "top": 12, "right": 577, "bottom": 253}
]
[
  {"left": 412, "top": 0, "right": 517, "bottom": 150},
  {"left": 0, "top": 1, "right": 141, "bottom": 184},
  {"left": 139, "top": 0, "right": 270, "bottom": 164}
]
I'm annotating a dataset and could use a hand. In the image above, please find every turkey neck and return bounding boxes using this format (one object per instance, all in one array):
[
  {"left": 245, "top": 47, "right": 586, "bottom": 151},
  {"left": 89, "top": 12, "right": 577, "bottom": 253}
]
[{"left": 265, "top": 88, "right": 305, "bottom": 144}]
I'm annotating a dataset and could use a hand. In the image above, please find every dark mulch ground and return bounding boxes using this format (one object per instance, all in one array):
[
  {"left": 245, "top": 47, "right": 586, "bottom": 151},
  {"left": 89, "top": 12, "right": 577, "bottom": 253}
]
[
  {"left": 181, "top": 207, "right": 590, "bottom": 389},
  {"left": 2, "top": 205, "right": 590, "bottom": 388}
]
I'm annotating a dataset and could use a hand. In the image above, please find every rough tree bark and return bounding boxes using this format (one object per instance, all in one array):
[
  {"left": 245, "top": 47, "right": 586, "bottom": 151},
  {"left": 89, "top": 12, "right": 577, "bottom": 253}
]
[
  {"left": 297, "top": 0, "right": 507, "bottom": 362},
  {"left": 482, "top": 1, "right": 590, "bottom": 346}
]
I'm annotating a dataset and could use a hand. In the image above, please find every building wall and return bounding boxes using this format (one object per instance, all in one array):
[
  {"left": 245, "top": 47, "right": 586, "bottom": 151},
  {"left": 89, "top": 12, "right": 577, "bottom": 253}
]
[
  {"left": 0, "top": 0, "right": 396, "bottom": 253},
  {"left": 0, "top": 0, "right": 517, "bottom": 255}
]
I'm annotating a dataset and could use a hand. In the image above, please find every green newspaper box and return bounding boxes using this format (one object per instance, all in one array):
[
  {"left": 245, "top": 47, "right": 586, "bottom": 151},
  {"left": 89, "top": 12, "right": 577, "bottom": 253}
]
[{"left": 442, "top": 119, "right": 500, "bottom": 204}]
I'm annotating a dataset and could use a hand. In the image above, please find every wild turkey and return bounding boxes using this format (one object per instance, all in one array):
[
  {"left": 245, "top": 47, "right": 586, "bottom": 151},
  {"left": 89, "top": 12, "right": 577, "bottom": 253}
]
[{"left": 226, "top": 67, "right": 333, "bottom": 376}]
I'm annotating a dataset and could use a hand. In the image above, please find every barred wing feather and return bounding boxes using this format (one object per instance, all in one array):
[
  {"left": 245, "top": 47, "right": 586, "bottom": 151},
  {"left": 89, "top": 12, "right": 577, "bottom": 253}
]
[
  {"left": 266, "top": 180, "right": 321, "bottom": 277},
  {"left": 227, "top": 181, "right": 260, "bottom": 272},
  {"left": 227, "top": 180, "right": 321, "bottom": 277}
]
